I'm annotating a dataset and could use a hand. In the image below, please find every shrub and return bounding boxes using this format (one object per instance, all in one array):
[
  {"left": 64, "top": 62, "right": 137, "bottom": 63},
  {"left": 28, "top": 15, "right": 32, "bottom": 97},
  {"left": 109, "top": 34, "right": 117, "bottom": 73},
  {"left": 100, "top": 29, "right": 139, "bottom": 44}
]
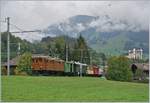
[
  {"left": 134, "top": 68, "right": 147, "bottom": 81},
  {"left": 14, "top": 68, "right": 28, "bottom": 76},
  {"left": 106, "top": 56, "right": 132, "bottom": 82},
  {"left": 17, "top": 52, "right": 32, "bottom": 75},
  {"left": 1, "top": 67, "right": 7, "bottom": 75}
]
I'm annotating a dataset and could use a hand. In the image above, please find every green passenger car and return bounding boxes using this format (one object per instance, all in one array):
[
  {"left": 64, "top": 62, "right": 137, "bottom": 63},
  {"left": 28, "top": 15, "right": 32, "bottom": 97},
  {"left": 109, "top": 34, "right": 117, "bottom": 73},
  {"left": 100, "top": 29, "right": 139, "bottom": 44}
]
[{"left": 64, "top": 62, "right": 74, "bottom": 73}]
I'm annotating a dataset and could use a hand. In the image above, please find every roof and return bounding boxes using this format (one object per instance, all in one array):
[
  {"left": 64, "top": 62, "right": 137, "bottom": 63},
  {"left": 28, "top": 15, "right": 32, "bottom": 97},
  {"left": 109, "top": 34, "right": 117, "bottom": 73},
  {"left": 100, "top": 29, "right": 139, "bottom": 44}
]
[
  {"left": 2, "top": 55, "right": 21, "bottom": 66},
  {"left": 133, "top": 63, "right": 149, "bottom": 71},
  {"left": 65, "top": 61, "right": 87, "bottom": 66},
  {"left": 2, "top": 54, "right": 64, "bottom": 67},
  {"left": 32, "top": 54, "right": 64, "bottom": 62}
]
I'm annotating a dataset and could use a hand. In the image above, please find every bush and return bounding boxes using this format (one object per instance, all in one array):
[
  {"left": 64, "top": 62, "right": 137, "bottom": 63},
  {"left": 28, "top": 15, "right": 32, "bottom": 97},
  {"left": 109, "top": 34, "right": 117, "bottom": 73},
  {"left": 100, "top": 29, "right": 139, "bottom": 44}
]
[
  {"left": 14, "top": 68, "right": 28, "bottom": 76},
  {"left": 106, "top": 56, "right": 132, "bottom": 82},
  {"left": 1, "top": 67, "right": 7, "bottom": 75},
  {"left": 17, "top": 52, "right": 32, "bottom": 75},
  {"left": 134, "top": 68, "right": 147, "bottom": 81}
]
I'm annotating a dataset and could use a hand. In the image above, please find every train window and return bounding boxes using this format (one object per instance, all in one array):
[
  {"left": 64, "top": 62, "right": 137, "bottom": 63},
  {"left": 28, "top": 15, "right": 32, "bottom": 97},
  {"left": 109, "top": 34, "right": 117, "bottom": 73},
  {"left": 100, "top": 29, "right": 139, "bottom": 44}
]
[
  {"left": 34, "top": 59, "right": 37, "bottom": 63},
  {"left": 34, "top": 59, "right": 36, "bottom": 63},
  {"left": 39, "top": 58, "right": 42, "bottom": 62},
  {"left": 52, "top": 60, "right": 54, "bottom": 63},
  {"left": 36, "top": 59, "right": 38, "bottom": 63}
]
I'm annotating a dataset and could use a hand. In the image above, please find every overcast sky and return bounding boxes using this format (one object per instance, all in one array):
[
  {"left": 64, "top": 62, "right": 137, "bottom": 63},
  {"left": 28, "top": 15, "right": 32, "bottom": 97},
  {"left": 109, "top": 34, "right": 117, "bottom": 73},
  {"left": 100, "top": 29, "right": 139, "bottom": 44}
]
[{"left": 0, "top": 1, "right": 149, "bottom": 41}]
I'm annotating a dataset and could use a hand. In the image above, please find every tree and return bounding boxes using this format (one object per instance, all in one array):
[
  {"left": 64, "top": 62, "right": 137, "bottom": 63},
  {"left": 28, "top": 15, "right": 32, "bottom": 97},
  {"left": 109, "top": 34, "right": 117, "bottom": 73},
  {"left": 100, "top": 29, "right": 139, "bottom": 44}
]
[
  {"left": 106, "top": 56, "right": 132, "bottom": 82},
  {"left": 55, "top": 37, "right": 66, "bottom": 59},
  {"left": 1, "top": 32, "right": 33, "bottom": 62},
  {"left": 72, "top": 34, "right": 90, "bottom": 64},
  {"left": 99, "top": 52, "right": 107, "bottom": 66},
  {"left": 17, "top": 52, "right": 32, "bottom": 75}
]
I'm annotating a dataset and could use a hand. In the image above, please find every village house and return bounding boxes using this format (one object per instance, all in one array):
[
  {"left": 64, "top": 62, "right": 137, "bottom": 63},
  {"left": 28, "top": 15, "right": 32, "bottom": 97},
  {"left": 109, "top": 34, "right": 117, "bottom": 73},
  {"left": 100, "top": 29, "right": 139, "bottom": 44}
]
[
  {"left": 126, "top": 48, "right": 143, "bottom": 60},
  {"left": 2, "top": 56, "right": 20, "bottom": 75}
]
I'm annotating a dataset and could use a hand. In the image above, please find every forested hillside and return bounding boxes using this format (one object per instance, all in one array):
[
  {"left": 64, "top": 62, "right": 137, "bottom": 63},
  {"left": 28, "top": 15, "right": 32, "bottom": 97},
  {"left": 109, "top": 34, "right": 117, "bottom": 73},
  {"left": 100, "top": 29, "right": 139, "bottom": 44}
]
[
  {"left": 1, "top": 32, "right": 33, "bottom": 63},
  {"left": 1, "top": 32, "right": 106, "bottom": 65}
]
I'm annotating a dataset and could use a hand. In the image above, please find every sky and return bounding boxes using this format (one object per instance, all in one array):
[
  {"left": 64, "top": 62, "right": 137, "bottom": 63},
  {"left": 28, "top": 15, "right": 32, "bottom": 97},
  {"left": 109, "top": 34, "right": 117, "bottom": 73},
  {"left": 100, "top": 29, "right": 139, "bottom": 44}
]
[{"left": 0, "top": 1, "right": 149, "bottom": 42}]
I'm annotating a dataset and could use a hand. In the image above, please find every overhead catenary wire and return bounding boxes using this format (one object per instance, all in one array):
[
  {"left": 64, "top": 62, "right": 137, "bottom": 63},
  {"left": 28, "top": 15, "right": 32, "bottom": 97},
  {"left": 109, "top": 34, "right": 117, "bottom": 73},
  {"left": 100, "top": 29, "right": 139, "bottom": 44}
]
[
  {"left": 9, "top": 22, "right": 42, "bottom": 33},
  {"left": 2, "top": 18, "right": 97, "bottom": 67},
  {"left": 2, "top": 17, "right": 42, "bottom": 76}
]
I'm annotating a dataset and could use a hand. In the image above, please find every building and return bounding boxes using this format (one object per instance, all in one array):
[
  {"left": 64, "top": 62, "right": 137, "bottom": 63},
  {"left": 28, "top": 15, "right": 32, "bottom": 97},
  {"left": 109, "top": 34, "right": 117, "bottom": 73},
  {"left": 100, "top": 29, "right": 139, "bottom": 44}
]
[
  {"left": 126, "top": 48, "right": 143, "bottom": 60},
  {"left": 2, "top": 56, "right": 20, "bottom": 75},
  {"left": 131, "top": 63, "right": 149, "bottom": 80}
]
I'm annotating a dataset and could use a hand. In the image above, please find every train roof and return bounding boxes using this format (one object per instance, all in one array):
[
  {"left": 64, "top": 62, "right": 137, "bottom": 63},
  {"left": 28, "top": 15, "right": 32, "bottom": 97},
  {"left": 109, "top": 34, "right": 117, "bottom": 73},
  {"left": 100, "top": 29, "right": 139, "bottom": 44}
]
[
  {"left": 32, "top": 54, "right": 64, "bottom": 62},
  {"left": 2, "top": 54, "right": 64, "bottom": 67}
]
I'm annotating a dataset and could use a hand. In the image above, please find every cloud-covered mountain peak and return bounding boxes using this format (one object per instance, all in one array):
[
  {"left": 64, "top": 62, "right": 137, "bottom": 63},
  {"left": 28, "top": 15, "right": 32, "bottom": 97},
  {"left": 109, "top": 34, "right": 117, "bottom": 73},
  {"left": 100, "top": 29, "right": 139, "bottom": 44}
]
[
  {"left": 43, "top": 14, "right": 147, "bottom": 38},
  {"left": 68, "top": 15, "right": 97, "bottom": 24}
]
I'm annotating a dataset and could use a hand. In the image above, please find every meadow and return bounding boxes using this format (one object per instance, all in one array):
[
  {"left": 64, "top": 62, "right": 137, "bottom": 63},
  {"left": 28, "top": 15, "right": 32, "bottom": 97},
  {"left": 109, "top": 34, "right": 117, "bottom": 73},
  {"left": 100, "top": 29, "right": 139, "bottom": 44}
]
[{"left": 1, "top": 76, "right": 149, "bottom": 102}]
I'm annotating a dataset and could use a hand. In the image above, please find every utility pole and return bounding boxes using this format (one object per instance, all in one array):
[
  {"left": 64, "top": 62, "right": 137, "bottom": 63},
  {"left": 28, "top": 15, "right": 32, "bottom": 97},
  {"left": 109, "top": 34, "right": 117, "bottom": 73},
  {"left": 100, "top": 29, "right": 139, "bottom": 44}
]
[
  {"left": 3, "top": 17, "right": 41, "bottom": 76},
  {"left": 66, "top": 44, "right": 68, "bottom": 62},
  {"left": 65, "top": 35, "right": 68, "bottom": 62},
  {"left": 80, "top": 49, "right": 83, "bottom": 63},
  {"left": 80, "top": 64, "right": 82, "bottom": 77},
  {"left": 80, "top": 49, "right": 83, "bottom": 77},
  {"left": 90, "top": 56, "right": 92, "bottom": 65},
  {"left": 17, "top": 42, "right": 20, "bottom": 56},
  {"left": 7, "top": 17, "right": 10, "bottom": 76}
]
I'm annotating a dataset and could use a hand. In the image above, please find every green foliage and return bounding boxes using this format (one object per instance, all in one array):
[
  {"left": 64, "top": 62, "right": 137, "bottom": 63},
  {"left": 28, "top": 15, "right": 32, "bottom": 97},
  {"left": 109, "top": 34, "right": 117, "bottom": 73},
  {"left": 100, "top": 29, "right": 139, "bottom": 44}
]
[
  {"left": 106, "top": 56, "right": 132, "bottom": 82},
  {"left": 134, "top": 69, "right": 143, "bottom": 79},
  {"left": 89, "top": 50, "right": 106, "bottom": 66},
  {"left": 1, "top": 32, "right": 33, "bottom": 62},
  {"left": 72, "top": 34, "right": 90, "bottom": 64},
  {"left": 134, "top": 69, "right": 147, "bottom": 81},
  {"left": 17, "top": 52, "right": 32, "bottom": 75},
  {"left": 54, "top": 37, "right": 65, "bottom": 59},
  {"left": 90, "top": 33, "right": 128, "bottom": 56},
  {"left": 1, "top": 32, "right": 105, "bottom": 66},
  {"left": 41, "top": 35, "right": 75, "bottom": 61},
  {"left": 131, "top": 59, "right": 149, "bottom": 63},
  {"left": 1, "top": 67, "right": 7, "bottom": 75},
  {"left": 89, "top": 31, "right": 149, "bottom": 59},
  {"left": 2, "top": 76, "right": 149, "bottom": 102}
]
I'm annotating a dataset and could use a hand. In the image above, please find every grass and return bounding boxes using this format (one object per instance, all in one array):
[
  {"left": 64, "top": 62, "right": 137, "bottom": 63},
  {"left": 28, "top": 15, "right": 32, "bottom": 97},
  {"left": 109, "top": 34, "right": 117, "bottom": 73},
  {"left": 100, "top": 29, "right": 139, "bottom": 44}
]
[{"left": 1, "top": 76, "right": 149, "bottom": 102}]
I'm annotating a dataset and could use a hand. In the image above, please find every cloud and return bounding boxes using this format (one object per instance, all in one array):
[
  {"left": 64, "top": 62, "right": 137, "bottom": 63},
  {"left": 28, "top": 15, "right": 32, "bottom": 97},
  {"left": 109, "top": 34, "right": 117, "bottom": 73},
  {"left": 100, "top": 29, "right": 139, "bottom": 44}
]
[
  {"left": 12, "top": 32, "right": 45, "bottom": 42},
  {"left": 0, "top": 1, "right": 149, "bottom": 41},
  {"left": 88, "top": 15, "right": 145, "bottom": 32}
]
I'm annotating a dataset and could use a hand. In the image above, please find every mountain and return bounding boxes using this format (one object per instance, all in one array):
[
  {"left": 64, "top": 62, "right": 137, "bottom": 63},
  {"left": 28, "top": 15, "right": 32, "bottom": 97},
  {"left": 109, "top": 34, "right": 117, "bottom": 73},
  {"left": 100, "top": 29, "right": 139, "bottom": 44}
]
[
  {"left": 43, "top": 15, "right": 97, "bottom": 37},
  {"left": 43, "top": 15, "right": 149, "bottom": 58}
]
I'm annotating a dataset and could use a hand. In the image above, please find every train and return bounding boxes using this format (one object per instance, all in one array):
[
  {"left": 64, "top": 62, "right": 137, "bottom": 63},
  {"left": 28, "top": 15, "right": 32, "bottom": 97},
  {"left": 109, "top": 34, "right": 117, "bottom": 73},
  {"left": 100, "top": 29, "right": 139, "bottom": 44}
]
[{"left": 31, "top": 55, "right": 103, "bottom": 76}]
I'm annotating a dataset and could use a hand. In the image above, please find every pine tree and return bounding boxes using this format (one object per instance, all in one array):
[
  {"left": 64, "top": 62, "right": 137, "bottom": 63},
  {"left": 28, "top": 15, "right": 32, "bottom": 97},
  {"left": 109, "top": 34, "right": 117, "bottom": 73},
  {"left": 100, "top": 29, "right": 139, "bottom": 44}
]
[{"left": 72, "top": 34, "right": 90, "bottom": 64}]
